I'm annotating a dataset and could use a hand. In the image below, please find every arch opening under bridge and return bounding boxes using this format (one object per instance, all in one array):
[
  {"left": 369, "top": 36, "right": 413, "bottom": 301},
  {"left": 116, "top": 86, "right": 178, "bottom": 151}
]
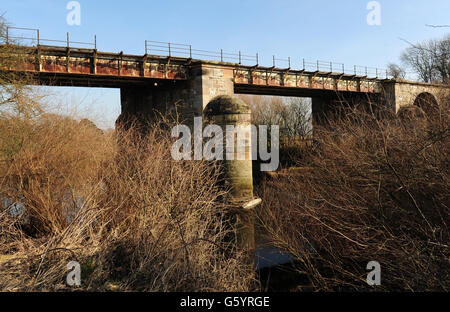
[{"left": 413, "top": 92, "right": 440, "bottom": 115}]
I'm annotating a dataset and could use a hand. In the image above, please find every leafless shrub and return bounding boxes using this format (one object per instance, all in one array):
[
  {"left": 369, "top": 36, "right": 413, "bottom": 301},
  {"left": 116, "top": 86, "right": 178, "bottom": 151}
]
[
  {"left": 240, "top": 95, "right": 312, "bottom": 167},
  {"left": 0, "top": 114, "right": 255, "bottom": 291},
  {"left": 387, "top": 63, "right": 406, "bottom": 79},
  {"left": 0, "top": 16, "right": 254, "bottom": 290},
  {"left": 0, "top": 22, "right": 254, "bottom": 289},
  {"left": 257, "top": 92, "right": 449, "bottom": 291},
  {"left": 240, "top": 95, "right": 311, "bottom": 137}
]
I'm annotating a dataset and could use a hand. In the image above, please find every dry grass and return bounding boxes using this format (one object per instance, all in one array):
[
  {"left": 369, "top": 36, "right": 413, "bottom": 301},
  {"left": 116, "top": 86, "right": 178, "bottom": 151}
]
[
  {"left": 257, "top": 92, "right": 449, "bottom": 291},
  {"left": 0, "top": 18, "right": 255, "bottom": 291},
  {"left": 0, "top": 113, "right": 255, "bottom": 291}
]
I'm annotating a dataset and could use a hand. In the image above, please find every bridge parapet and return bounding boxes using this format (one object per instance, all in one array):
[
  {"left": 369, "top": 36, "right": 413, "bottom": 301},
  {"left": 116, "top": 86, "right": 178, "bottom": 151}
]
[
  {"left": 233, "top": 66, "right": 384, "bottom": 93},
  {"left": 2, "top": 41, "right": 447, "bottom": 118},
  {"left": 1, "top": 45, "right": 189, "bottom": 87},
  {"left": 2, "top": 44, "right": 386, "bottom": 94}
]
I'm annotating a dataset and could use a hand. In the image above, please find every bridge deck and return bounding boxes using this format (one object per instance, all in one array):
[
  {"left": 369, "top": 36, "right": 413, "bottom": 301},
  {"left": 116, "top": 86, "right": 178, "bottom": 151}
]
[
  {"left": 233, "top": 66, "right": 383, "bottom": 94},
  {"left": 2, "top": 45, "right": 188, "bottom": 87},
  {"left": 2, "top": 45, "right": 386, "bottom": 92}
]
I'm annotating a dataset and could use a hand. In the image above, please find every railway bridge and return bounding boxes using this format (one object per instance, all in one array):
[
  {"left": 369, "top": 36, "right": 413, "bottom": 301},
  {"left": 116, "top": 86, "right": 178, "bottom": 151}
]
[
  {"left": 1, "top": 30, "right": 446, "bottom": 125},
  {"left": 1, "top": 28, "right": 448, "bottom": 256}
]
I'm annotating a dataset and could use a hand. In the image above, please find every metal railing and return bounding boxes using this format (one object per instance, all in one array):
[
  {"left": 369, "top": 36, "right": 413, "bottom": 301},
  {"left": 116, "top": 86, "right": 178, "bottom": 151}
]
[
  {"left": 145, "top": 40, "right": 258, "bottom": 65},
  {"left": 4, "top": 26, "right": 97, "bottom": 50},
  {"left": 301, "top": 59, "right": 388, "bottom": 78},
  {"left": 145, "top": 40, "right": 390, "bottom": 78},
  {"left": 2, "top": 25, "right": 394, "bottom": 79},
  {"left": 272, "top": 56, "right": 291, "bottom": 68}
]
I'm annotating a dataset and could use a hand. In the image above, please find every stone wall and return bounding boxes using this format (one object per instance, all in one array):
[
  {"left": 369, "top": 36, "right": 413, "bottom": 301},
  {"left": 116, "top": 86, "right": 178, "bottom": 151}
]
[
  {"left": 382, "top": 81, "right": 446, "bottom": 112},
  {"left": 118, "top": 62, "right": 234, "bottom": 127}
]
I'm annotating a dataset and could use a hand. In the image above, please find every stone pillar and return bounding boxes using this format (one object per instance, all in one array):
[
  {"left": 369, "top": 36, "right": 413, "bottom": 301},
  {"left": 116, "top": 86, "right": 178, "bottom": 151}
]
[
  {"left": 117, "top": 62, "right": 235, "bottom": 130},
  {"left": 311, "top": 96, "right": 334, "bottom": 130},
  {"left": 380, "top": 81, "right": 398, "bottom": 112},
  {"left": 118, "top": 64, "right": 256, "bottom": 256},
  {"left": 204, "top": 95, "right": 253, "bottom": 200},
  {"left": 312, "top": 93, "right": 380, "bottom": 131},
  {"left": 204, "top": 95, "right": 255, "bottom": 259},
  {"left": 118, "top": 85, "right": 176, "bottom": 131},
  {"left": 196, "top": 63, "right": 235, "bottom": 109}
]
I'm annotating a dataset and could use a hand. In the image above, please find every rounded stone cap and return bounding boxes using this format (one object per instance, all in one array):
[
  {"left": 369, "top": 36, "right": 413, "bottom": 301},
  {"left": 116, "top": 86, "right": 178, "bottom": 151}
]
[{"left": 204, "top": 95, "right": 250, "bottom": 116}]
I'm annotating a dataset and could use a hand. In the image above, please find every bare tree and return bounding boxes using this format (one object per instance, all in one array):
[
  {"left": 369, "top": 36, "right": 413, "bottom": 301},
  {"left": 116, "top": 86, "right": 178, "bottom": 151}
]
[
  {"left": 240, "top": 95, "right": 311, "bottom": 137},
  {"left": 283, "top": 97, "right": 311, "bottom": 137},
  {"left": 387, "top": 63, "right": 406, "bottom": 79},
  {"left": 400, "top": 34, "right": 450, "bottom": 83},
  {"left": 0, "top": 17, "right": 42, "bottom": 120}
]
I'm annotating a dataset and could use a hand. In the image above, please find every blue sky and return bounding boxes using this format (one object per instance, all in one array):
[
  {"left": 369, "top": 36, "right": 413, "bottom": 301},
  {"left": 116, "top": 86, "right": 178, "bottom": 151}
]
[{"left": 2, "top": 0, "right": 449, "bottom": 129}]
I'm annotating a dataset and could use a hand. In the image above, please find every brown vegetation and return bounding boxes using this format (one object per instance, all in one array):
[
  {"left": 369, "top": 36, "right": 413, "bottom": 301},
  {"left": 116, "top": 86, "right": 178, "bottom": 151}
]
[
  {"left": 256, "top": 92, "right": 449, "bottom": 291},
  {"left": 1, "top": 16, "right": 448, "bottom": 292},
  {"left": 0, "top": 17, "right": 254, "bottom": 291},
  {"left": 0, "top": 115, "right": 255, "bottom": 291},
  {"left": 240, "top": 94, "right": 312, "bottom": 168}
]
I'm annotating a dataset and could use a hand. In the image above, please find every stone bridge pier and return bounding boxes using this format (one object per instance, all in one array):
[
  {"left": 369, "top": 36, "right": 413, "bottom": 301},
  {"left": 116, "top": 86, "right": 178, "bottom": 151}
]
[
  {"left": 118, "top": 62, "right": 235, "bottom": 128},
  {"left": 119, "top": 63, "right": 257, "bottom": 257},
  {"left": 311, "top": 92, "right": 382, "bottom": 128}
]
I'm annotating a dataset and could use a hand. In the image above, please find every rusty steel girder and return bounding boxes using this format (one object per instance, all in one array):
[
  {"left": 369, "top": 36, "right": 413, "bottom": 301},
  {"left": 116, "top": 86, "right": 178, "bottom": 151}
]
[
  {"left": 2, "top": 45, "right": 386, "bottom": 93},
  {"left": 1, "top": 45, "right": 189, "bottom": 87}
]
